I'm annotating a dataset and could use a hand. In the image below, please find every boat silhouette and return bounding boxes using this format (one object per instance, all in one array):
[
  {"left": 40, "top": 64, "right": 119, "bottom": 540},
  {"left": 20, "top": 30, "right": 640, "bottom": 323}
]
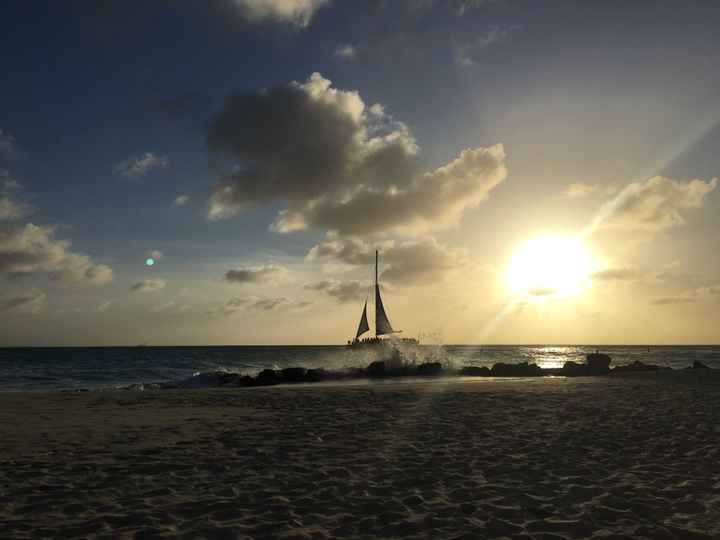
[{"left": 347, "top": 250, "right": 419, "bottom": 352}]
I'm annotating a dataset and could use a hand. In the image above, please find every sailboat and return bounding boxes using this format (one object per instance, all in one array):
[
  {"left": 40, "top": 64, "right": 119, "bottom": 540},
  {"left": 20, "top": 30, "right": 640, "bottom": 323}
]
[{"left": 348, "top": 250, "right": 419, "bottom": 349}]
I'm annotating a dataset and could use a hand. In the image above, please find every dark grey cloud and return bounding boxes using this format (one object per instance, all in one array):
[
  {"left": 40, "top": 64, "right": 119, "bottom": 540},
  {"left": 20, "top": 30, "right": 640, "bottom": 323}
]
[
  {"left": 304, "top": 279, "right": 369, "bottom": 303},
  {"left": 0, "top": 223, "right": 112, "bottom": 284},
  {"left": 0, "top": 289, "right": 46, "bottom": 313},
  {"left": 224, "top": 264, "right": 288, "bottom": 284},
  {"left": 206, "top": 73, "right": 507, "bottom": 235},
  {"left": 306, "top": 235, "right": 466, "bottom": 286},
  {"left": 131, "top": 278, "right": 166, "bottom": 292}
]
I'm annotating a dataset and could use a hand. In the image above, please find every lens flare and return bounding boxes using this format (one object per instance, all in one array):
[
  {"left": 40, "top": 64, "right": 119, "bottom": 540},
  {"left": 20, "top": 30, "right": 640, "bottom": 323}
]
[{"left": 145, "top": 257, "right": 155, "bottom": 266}]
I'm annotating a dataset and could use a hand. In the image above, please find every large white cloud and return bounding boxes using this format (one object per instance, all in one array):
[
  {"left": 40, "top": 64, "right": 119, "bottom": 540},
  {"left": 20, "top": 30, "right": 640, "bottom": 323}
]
[
  {"left": 592, "top": 176, "right": 717, "bottom": 232},
  {"left": 0, "top": 223, "right": 112, "bottom": 285},
  {"left": 230, "top": 0, "right": 329, "bottom": 26},
  {"left": 207, "top": 73, "right": 507, "bottom": 236}
]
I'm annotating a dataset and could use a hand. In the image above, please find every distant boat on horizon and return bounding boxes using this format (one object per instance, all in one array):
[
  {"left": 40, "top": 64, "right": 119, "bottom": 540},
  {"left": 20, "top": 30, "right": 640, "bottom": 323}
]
[{"left": 348, "top": 250, "right": 419, "bottom": 350}]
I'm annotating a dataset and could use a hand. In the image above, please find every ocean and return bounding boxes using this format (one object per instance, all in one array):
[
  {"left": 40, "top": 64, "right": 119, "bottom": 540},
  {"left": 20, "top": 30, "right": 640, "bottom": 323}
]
[{"left": 0, "top": 345, "right": 718, "bottom": 392}]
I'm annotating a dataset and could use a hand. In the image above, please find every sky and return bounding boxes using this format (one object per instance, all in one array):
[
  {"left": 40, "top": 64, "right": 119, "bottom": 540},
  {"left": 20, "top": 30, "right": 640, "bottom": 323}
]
[{"left": 1, "top": 0, "right": 719, "bottom": 346}]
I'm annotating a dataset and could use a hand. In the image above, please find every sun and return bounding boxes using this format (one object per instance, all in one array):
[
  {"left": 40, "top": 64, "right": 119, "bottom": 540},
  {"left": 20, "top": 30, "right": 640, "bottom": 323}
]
[{"left": 507, "top": 235, "right": 595, "bottom": 301}]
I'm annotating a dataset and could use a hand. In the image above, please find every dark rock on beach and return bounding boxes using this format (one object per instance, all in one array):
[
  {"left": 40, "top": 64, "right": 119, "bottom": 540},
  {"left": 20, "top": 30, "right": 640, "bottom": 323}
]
[
  {"left": 561, "top": 361, "right": 588, "bottom": 376},
  {"left": 304, "top": 368, "right": 327, "bottom": 382},
  {"left": 691, "top": 360, "right": 710, "bottom": 369},
  {"left": 417, "top": 362, "right": 443, "bottom": 376},
  {"left": 460, "top": 366, "right": 491, "bottom": 377},
  {"left": 257, "top": 369, "right": 279, "bottom": 385},
  {"left": 490, "top": 362, "right": 542, "bottom": 377},
  {"left": 280, "top": 367, "right": 307, "bottom": 382},
  {"left": 366, "top": 361, "right": 386, "bottom": 377},
  {"left": 586, "top": 352, "right": 612, "bottom": 374},
  {"left": 611, "top": 360, "right": 663, "bottom": 373}
]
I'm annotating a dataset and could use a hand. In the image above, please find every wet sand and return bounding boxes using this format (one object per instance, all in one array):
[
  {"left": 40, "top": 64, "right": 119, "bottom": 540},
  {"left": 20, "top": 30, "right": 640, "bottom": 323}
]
[{"left": 1, "top": 372, "right": 719, "bottom": 539}]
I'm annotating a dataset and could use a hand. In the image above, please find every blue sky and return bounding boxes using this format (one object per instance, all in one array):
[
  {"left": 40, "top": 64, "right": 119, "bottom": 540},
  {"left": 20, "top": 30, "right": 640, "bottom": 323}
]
[{"left": 2, "top": 0, "right": 719, "bottom": 345}]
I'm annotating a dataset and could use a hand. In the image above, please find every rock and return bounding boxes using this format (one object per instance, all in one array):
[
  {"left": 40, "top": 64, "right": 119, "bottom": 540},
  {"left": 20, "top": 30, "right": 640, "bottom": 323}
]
[
  {"left": 692, "top": 360, "right": 710, "bottom": 369},
  {"left": 490, "top": 362, "right": 542, "bottom": 377},
  {"left": 217, "top": 372, "right": 240, "bottom": 386},
  {"left": 280, "top": 367, "right": 306, "bottom": 382},
  {"left": 612, "top": 360, "right": 662, "bottom": 373},
  {"left": 237, "top": 375, "right": 255, "bottom": 387},
  {"left": 586, "top": 352, "right": 612, "bottom": 374},
  {"left": 459, "top": 366, "right": 491, "bottom": 377},
  {"left": 366, "top": 360, "right": 386, "bottom": 377},
  {"left": 304, "top": 368, "right": 327, "bottom": 382},
  {"left": 562, "top": 361, "right": 588, "bottom": 377},
  {"left": 417, "top": 362, "right": 443, "bottom": 376},
  {"left": 256, "top": 369, "right": 279, "bottom": 385}
]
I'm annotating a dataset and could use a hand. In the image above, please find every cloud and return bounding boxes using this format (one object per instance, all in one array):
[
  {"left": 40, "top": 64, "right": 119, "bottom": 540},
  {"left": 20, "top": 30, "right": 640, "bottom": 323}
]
[
  {"left": 0, "top": 129, "right": 17, "bottom": 163},
  {"left": 229, "top": 0, "right": 329, "bottom": 26},
  {"left": 114, "top": 152, "right": 169, "bottom": 178},
  {"left": 307, "top": 235, "right": 466, "bottom": 286},
  {"left": 696, "top": 285, "right": 720, "bottom": 296},
  {"left": 206, "top": 72, "right": 506, "bottom": 236},
  {"left": 131, "top": 278, "right": 166, "bottom": 292},
  {"left": 588, "top": 176, "right": 717, "bottom": 233},
  {"left": 210, "top": 295, "right": 292, "bottom": 315},
  {"left": 592, "top": 268, "right": 643, "bottom": 282},
  {"left": 652, "top": 296, "right": 697, "bottom": 306},
  {"left": 528, "top": 287, "right": 557, "bottom": 297},
  {"left": 651, "top": 284, "right": 720, "bottom": 306},
  {"left": 0, "top": 289, "right": 46, "bottom": 314},
  {"left": 224, "top": 263, "right": 288, "bottom": 285},
  {"left": 0, "top": 194, "right": 28, "bottom": 221},
  {"left": 0, "top": 223, "right": 113, "bottom": 284},
  {"left": 563, "top": 182, "right": 598, "bottom": 198},
  {"left": 174, "top": 194, "right": 190, "bottom": 206},
  {"left": 304, "top": 279, "right": 369, "bottom": 303},
  {"left": 456, "top": 26, "right": 517, "bottom": 67},
  {"left": 334, "top": 44, "right": 356, "bottom": 60}
]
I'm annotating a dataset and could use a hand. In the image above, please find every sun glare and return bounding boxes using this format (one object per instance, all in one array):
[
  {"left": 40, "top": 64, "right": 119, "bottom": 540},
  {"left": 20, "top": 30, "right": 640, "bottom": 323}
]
[{"left": 507, "top": 235, "right": 595, "bottom": 301}]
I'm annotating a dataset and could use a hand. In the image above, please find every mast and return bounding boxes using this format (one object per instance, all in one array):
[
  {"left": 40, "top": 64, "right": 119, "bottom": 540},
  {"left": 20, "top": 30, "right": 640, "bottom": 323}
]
[{"left": 374, "top": 249, "right": 395, "bottom": 336}]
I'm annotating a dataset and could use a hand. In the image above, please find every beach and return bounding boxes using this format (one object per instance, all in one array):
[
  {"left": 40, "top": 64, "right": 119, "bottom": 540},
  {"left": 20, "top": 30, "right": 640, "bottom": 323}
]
[{"left": 1, "top": 372, "right": 719, "bottom": 539}]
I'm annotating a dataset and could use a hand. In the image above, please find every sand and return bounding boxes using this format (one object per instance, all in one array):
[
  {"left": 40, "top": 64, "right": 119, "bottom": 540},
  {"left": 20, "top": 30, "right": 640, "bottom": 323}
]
[{"left": 1, "top": 372, "right": 719, "bottom": 539}]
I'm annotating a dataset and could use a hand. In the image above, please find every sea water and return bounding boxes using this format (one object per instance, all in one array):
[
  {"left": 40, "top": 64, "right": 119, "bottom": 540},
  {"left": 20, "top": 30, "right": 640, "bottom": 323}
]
[{"left": 0, "top": 345, "right": 718, "bottom": 392}]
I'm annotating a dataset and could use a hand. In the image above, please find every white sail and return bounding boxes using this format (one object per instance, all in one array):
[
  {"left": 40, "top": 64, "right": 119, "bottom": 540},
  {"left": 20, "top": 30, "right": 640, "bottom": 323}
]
[
  {"left": 356, "top": 301, "right": 370, "bottom": 339},
  {"left": 375, "top": 284, "right": 395, "bottom": 335}
]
